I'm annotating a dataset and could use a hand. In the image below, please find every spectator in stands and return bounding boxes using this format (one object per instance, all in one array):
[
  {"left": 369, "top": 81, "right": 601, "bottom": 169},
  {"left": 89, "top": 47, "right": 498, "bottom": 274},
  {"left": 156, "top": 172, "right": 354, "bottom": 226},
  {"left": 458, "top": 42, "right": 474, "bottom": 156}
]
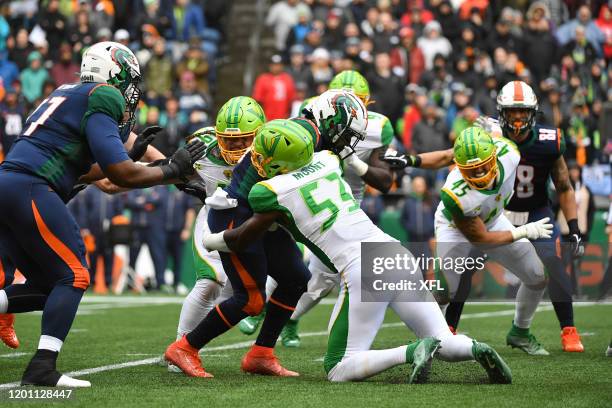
[
  {"left": 322, "top": 8, "right": 345, "bottom": 51},
  {"left": 159, "top": 97, "right": 187, "bottom": 152},
  {"left": 486, "top": 14, "right": 521, "bottom": 55},
  {"left": 0, "top": 89, "right": 25, "bottom": 155},
  {"left": 307, "top": 47, "right": 334, "bottom": 92},
  {"left": 523, "top": 2, "right": 558, "bottom": 85},
  {"left": 452, "top": 56, "right": 479, "bottom": 91},
  {"left": 401, "top": 176, "right": 438, "bottom": 259},
  {"left": 176, "top": 70, "right": 213, "bottom": 119},
  {"left": 287, "top": 44, "right": 310, "bottom": 86},
  {"left": 8, "top": 28, "right": 33, "bottom": 70},
  {"left": 176, "top": 41, "right": 210, "bottom": 95},
  {"left": 348, "top": 0, "right": 369, "bottom": 27},
  {"left": 114, "top": 29, "right": 130, "bottom": 47},
  {"left": 368, "top": 51, "right": 404, "bottom": 125},
  {"left": 69, "top": 9, "right": 95, "bottom": 54},
  {"left": 556, "top": 5, "right": 605, "bottom": 56},
  {"left": 0, "top": 50, "right": 19, "bottom": 90},
  {"left": 50, "top": 43, "right": 79, "bottom": 86},
  {"left": 163, "top": 186, "right": 195, "bottom": 292},
  {"left": 285, "top": 7, "right": 313, "bottom": 50},
  {"left": 390, "top": 26, "right": 425, "bottom": 84},
  {"left": 562, "top": 25, "right": 598, "bottom": 74},
  {"left": 473, "top": 72, "right": 498, "bottom": 117},
  {"left": 135, "top": 0, "right": 172, "bottom": 44},
  {"left": 372, "top": 11, "right": 398, "bottom": 53},
  {"left": 419, "top": 54, "right": 453, "bottom": 107},
  {"left": 39, "top": 0, "right": 66, "bottom": 60},
  {"left": 266, "top": 0, "right": 303, "bottom": 51},
  {"left": 412, "top": 101, "right": 449, "bottom": 155},
  {"left": 401, "top": 87, "right": 427, "bottom": 151},
  {"left": 360, "top": 6, "right": 379, "bottom": 39},
  {"left": 417, "top": 20, "right": 452, "bottom": 70},
  {"left": 252, "top": 54, "right": 296, "bottom": 120},
  {"left": 565, "top": 93, "right": 597, "bottom": 165},
  {"left": 19, "top": 51, "right": 48, "bottom": 105},
  {"left": 540, "top": 78, "right": 569, "bottom": 129},
  {"left": 595, "top": 5, "right": 612, "bottom": 61},
  {"left": 432, "top": 1, "right": 461, "bottom": 44},
  {"left": 145, "top": 37, "right": 174, "bottom": 107},
  {"left": 361, "top": 188, "right": 385, "bottom": 225}
]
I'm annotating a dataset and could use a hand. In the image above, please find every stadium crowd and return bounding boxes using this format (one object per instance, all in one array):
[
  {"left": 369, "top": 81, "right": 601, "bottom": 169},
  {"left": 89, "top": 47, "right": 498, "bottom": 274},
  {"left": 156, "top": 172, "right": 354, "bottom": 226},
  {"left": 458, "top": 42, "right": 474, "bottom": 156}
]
[{"left": 0, "top": 0, "right": 610, "bottom": 293}]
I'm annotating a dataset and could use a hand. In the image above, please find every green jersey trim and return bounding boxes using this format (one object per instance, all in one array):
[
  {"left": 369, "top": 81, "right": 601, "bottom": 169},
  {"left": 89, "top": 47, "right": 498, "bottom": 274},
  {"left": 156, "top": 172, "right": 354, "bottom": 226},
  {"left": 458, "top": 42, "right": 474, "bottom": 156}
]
[
  {"left": 248, "top": 182, "right": 338, "bottom": 273},
  {"left": 80, "top": 85, "right": 125, "bottom": 134},
  {"left": 204, "top": 142, "right": 230, "bottom": 167},
  {"left": 324, "top": 281, "right": 350, "bottom": 373},
  {"left": 441, "top": 188, "right": 465, "bottom": 220},
  {"left": 191, "top": 239, "right": 222, "bottom": 283}
]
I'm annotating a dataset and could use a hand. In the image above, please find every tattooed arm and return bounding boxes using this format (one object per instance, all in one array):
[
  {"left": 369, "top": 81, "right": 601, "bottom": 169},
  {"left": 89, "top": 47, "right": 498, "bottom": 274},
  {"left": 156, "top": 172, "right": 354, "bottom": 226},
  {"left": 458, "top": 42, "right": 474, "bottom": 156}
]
[{"left": 551, "top": 156, "right": 578, "bottom": 226}]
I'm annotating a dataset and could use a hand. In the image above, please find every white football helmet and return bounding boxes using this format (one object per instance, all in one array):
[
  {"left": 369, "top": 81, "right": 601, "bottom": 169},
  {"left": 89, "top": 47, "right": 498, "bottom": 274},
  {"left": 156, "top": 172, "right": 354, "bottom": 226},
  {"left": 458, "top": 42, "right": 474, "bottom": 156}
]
[
  {"left": 80, "top": 41, "right": 141, "bottom": 136},
  {"left": 496, "top": 80, "right": 538, "bottom": 138},
  {"left": 303, "top": 89, "right": 368, "bottom": 158}
]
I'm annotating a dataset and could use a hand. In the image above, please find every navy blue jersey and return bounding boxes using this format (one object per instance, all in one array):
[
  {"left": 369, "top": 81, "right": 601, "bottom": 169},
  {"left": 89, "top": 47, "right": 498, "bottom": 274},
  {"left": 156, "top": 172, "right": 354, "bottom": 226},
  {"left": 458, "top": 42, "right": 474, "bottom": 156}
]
[
  {"left": 224, "top": 117, "right": 321, "bottom": 207},
  {"left": 505, "top": 123, "right": 565, "bottom": 211},
  {"left": 0, "top": 82, "right": 129, "bottom": 202}
]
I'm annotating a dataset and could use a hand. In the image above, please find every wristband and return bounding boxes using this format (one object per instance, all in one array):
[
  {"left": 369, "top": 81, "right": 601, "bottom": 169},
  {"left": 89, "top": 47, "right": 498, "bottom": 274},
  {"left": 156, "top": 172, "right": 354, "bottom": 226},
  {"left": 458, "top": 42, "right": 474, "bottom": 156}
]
[
  {"left": 350, "top": 156, "right": 369, "bottom": 176},
  {"left": 567, "top": 218, "right": 580, "bottom": 236},
  {"left": 413, "top": 155, "right": 422, "bottom": 168},
  {"left": 204, "top": 231, "right": 230, "bottom": 252}
]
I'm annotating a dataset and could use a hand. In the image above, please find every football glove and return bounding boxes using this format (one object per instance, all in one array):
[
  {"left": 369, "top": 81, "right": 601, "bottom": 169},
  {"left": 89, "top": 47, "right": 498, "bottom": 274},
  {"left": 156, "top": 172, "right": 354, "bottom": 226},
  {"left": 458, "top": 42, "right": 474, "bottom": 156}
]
[
  {"left": 511, "top": 217, "right": 553, "bottom": 241},
  {"left": 160, "top": 140, "right": 206, "bottom": 181},
  {"left": 128, "top": 126, "right": 163, "bottom": 161},
  {"left": 176, "top": 179, "right": 207, "bottom": 203},
  {"left": 379, "top": 151, "right": 420, "bottom": 169},
  {"left": 567, "top": 219, "right": 585, "bottom": 257},
  {"left": 475, "top": 115, "right": 494, "bottom": 133}
]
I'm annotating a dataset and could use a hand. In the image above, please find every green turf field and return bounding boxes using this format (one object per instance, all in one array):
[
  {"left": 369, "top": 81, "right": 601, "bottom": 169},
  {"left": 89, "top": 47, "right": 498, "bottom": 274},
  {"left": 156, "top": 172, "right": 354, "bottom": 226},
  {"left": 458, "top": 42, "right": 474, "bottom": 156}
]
[{"left": 0, "top": 296, "right": 610, "bottom": 407}]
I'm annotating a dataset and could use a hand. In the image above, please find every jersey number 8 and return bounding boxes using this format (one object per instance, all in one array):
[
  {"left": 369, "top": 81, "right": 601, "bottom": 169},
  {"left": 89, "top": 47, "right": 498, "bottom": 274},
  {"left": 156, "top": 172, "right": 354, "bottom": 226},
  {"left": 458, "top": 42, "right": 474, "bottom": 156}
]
[{"left": 516, "top": 164, "right": 535, "bottom": 198}]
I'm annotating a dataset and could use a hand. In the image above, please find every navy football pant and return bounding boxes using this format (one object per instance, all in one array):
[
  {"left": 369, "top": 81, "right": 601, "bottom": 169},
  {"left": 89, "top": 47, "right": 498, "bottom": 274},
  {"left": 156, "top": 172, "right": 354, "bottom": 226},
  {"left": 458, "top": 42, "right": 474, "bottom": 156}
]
[
  {"left": 0, "top": 171, "right": 89, "bottom": 341},
  {"left": 186, "top": 206, "right": 310, "bottom": 349}
]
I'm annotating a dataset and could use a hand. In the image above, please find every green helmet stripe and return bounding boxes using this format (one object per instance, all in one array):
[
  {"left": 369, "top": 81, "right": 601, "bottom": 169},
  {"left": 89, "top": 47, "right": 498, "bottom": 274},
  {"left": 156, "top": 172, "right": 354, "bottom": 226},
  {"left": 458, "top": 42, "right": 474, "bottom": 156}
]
[
  {"left": 232, "top": 96, "right": 243, "bottom": 126},
  {"left": 225, "top": 98, "right": 236, "bottom": 126}
]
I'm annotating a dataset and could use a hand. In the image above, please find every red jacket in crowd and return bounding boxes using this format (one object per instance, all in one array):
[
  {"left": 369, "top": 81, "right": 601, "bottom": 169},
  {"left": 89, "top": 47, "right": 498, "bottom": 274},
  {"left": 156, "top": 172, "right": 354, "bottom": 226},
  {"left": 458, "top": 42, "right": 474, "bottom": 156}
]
[{"left": 252, "top": 72, "right": 296, "bottom": 120}]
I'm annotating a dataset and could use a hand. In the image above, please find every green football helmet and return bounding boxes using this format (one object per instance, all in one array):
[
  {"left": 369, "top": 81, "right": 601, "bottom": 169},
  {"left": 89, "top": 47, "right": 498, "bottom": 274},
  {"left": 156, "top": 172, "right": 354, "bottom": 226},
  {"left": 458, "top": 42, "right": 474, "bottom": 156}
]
[
  {"left": 251, "top": 119, "right": 314, "bottom": 178},
  {"left": 329, "top": 70, "right": 371, "bottom": 105},
  {"left": 454, "top": 127, "right": 498, "bottom": 190},
  {"left": 216, "top": 96, "right": 266, "bottom": 164}
]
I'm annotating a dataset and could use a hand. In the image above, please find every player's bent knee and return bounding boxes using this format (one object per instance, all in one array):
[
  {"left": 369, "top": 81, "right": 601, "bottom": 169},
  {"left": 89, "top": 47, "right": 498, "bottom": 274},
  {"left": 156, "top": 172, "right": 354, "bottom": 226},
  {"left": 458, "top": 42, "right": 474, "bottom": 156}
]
[{"left": 527, "top": 277, "right": 548, "bottom": 291}]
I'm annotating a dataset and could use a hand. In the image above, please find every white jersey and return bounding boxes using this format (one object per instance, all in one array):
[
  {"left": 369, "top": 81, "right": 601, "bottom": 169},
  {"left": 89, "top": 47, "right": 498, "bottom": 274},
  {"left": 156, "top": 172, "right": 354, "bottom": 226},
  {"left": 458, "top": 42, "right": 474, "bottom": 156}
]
[
  {"left": 192, "top": 138, "right": 235, "bottom": 282},
  {"left": 248, "top": 151, "right": 392, "bottom": 273},
  {"left": 343, "top": 111, "right": 394, "bottom": 201},
  {"left": 435, "top": 137, "right": 520, "bottom": 228}
]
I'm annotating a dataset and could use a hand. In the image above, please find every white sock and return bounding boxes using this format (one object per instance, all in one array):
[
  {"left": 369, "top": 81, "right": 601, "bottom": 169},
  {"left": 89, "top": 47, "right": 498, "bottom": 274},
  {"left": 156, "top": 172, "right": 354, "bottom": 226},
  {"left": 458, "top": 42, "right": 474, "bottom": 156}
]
[
  {"left": 0, "top": 290, "right": 7, "bottom": 313},
  {"left": 436, "top": 333, "right": 475, "bottom": 362},
  {"left": 291, "top": 292, "right": 324, "bottom": 320},
  {"left": 265, "top": 277, "right": 277, "bottom": 300},
  {"left": 514, "top": 283, "right": 545, "bottom": 329},
  {"left": 177, "top": 279, "right": 222, "bottom": 339},
  {"left": 439, "top": 303, "right": 449, "bottom": 315},
  {"left": 327, "top": 346, "right": 407, "bottom": 382},
  {"left": 38, "top": 335, "right": 63, "bottom": 352}
]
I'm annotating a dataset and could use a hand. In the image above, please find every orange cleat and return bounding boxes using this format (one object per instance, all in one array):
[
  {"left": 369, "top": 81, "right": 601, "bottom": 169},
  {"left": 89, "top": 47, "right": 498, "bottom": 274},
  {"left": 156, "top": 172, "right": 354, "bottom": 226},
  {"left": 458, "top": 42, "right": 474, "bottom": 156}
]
[
  {"left": 241, "top": 345, "right": 299, "bottom": 377},
  {"left": 0, "top": 313, "right": 19, "bottom": 349},
  {"left": 164, "top": 336, "right": 213, "bottom": 378},
  {"left": 561, "top": 326, "right": 584, "bottom": 352}
]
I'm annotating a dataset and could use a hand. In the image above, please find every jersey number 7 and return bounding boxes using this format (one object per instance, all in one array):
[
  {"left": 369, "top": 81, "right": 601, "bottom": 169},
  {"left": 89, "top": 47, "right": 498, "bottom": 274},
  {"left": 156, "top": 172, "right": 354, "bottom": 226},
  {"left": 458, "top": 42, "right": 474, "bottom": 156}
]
[{"left": 23, "top": 96, "right": 67, "bottom": 136}]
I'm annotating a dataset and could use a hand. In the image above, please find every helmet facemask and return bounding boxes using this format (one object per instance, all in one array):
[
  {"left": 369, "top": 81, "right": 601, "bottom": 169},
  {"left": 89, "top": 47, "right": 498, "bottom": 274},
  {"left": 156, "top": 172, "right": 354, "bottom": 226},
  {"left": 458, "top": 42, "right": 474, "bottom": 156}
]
[
  {"left": 498, "top": 106, "right": 536, "bottom": 141},
  {"left": 216, "top": 128, "right": 257, "bottom": 165},
  {"left": 457, "top": 153, "right": 498, "bottom": 190},
  {"left": 108, "top": 48, "right": 142, "bottom": 140},
  {"left": 326, "top": 112, "right": 365, "bottom": 160}
]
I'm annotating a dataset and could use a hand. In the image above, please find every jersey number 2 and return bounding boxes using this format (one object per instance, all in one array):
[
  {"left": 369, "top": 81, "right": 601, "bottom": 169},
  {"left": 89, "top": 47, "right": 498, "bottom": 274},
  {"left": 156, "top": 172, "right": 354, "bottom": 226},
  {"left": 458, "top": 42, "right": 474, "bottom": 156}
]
[
  {"left": 516, "top": 165, "right": 534, "bottom": 198},
  {"left": 23, "top": 96, "right": 67, "bottom": 136}
]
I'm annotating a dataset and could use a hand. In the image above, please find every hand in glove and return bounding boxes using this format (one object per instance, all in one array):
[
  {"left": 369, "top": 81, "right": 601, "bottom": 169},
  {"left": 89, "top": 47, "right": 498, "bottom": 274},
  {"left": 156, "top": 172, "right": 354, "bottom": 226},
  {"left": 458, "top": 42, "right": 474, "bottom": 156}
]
[
  {"left": 511, "top": 217, "right": 553, "bottom": 241},
  {"left": 176, "top": 179, "right": 207, "bottom": 203},
  {"left": 379, "top": 150, "right": 420, "bottom": 169},
  {"left": 160, "top": 140, "right": 207, "bottom": 181},
  {"left": 128, "top": 126, "right": 163, "bottom": 161}
]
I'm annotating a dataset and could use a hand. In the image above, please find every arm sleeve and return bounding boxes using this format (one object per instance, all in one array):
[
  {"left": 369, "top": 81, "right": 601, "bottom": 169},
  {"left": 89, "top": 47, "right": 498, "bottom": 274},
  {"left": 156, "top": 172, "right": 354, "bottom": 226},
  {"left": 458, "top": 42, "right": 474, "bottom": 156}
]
[
  {"left": 85, "top": 113, "right": 131, "bottom": 169},
  {"left": 440, "top": 188, "right": 466, "bottom": 219},
  {"left": 248, "top": 183, "right": 279, "bottom": 213},
  {"left": 380, "top": 116, "right": 394, "bottom": 146}
]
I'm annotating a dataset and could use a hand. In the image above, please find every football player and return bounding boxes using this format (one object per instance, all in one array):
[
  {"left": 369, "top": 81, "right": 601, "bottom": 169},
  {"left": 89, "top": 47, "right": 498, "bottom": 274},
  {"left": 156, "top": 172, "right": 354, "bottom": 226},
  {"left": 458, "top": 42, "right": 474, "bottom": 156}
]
[
  {"left": 164, "top": 90, "right": 369, "bottom": 377},
  {"left": 240, "top": 70, "right": 395, "bottom": 348},
  {"left": 204, "top": 120, "right": 512, "bottom": 384},
  {"left": 168, "top": 97, "right": 265, "bottom": 372},
  {"left": 0, "top": 41, "right": 205, "bottom": 387},
  {"left": 382, "top": 81, "right": 586, "bottom": 354},
  {"left": 435, "top": 127, "right": 552, "bottom": 351}
]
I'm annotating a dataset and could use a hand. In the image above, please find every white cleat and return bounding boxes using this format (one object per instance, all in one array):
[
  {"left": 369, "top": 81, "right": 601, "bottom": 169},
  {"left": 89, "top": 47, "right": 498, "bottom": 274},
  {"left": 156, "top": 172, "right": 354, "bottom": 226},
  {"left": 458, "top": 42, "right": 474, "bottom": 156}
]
[
  {"left": 167, "top": 363, "right": 183, "bottom": 373},
  {"left": 56, "top": 375, "right": 91, "bottom": 388},
  {"left": 606, "top": 346, "right": 612, "bottom": 357}
]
